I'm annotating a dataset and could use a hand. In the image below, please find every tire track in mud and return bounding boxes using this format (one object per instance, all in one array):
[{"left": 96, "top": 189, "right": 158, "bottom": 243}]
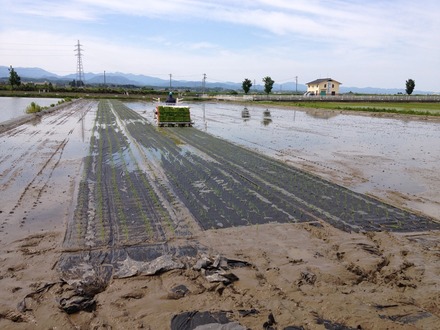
[
  {"left": 0, "top": 100, "right": 95, "bottom": 226},
  {"left": 11, "top": 138, "right": 69, "bottom": 217},
  {"left": 0, "top": 136, "right": 57, "bottom": 190}
]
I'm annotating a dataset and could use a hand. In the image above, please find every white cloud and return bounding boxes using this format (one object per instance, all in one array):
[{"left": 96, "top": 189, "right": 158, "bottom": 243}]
[
  {"left": 7, "top": 0, "right": 439, "bottom": 50},
  {"left": 6, "top": 0, "right": 98, "bottom": 21},
  {"left": 1, "top": 0, "right": 439, "bottom": 90}
]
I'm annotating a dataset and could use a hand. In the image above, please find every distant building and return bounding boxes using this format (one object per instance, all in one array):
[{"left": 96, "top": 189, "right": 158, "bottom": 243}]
[{"left": 306, "top": 78, "right": 341, "bottom": 95}]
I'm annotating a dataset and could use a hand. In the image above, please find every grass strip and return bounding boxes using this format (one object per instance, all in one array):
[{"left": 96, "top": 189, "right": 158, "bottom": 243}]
[{"left": 258, "top": 101, "right": 440, "bottom": 116}]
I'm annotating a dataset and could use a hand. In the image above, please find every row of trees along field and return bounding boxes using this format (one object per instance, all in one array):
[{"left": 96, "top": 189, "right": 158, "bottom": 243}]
[
  {"left": 241, "top": 76, "right": 417, "bottom": 95},
  {"left": 242, "top": 77, "right": 274, "bottom": 95},
  {"left": 5, "top": 65, "right": 416, "bottom": 95},
  {"left": 2, "top": 66, "right": 160, "bottom": 95}
]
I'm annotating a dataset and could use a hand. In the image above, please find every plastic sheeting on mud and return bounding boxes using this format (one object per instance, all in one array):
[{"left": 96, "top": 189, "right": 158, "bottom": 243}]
[
  {"left": 58, "top": 243, "right": 200, "bottom": 287},
  {"left": 171, "top": 311, "right": 246, "bottom": 330}
]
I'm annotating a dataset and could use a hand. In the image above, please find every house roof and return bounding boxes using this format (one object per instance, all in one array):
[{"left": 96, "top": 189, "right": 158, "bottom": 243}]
[{"left": 306, "top": 78, "right": 342, "bottom": 85}]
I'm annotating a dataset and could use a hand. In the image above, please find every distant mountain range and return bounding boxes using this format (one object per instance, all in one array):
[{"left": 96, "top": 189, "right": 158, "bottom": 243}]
[{"left": 0, "top": 65, "right": 432, "bottom": 94}]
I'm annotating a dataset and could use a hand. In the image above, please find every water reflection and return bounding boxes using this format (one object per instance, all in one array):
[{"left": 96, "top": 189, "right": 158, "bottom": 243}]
[
  {"left": 81, "top": 112, "right": 85, "bottom": 142},
  {"left": 305, "top": 109, "right": 339, "bottom": 120},
  {"left": 241, "top": 107, "right": 250, "bottom": 121},
  {"left": 123, "top": 101, "right": 440, "bottom": 220},
  {"left": 262, "top": 109, "right": 272, "bottom": 126},
  {"left": 202, "top": 103, "right": 207, "bottom": 131}
]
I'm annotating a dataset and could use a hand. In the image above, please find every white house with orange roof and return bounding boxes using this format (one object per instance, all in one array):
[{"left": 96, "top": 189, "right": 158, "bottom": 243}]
[{"left": 306, "top": 78, "right": 342, "bottom": 96}]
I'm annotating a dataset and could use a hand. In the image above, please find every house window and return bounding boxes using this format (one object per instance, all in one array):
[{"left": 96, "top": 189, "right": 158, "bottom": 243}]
[
  {"left": 332, "top": 84, "right": 335, "bottom": 88},
  {"left": 324, "top": 84, "right": 327, "bottom": 88}
]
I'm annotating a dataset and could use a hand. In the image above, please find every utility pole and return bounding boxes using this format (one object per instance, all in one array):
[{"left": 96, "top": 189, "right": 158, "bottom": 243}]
[
  {"left": 104, "top": 70, "right": 106, "bottom": 86},
  {"left": 202, "top": 73, "right": 206, "bottom": 95},
  {"left": 169, "top": 73, "right": 172, "bottom": 89},
  {"left": 295, "top": 76, "right": 298, "bottom": 93},
  {"left": 74, "top": 40, "right": 84, "bottom": 87}
]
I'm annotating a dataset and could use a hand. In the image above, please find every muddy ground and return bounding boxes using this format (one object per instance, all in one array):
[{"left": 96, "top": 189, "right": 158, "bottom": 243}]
[{"left": 0, "top": 99, "right": 439, "bottom": 329}]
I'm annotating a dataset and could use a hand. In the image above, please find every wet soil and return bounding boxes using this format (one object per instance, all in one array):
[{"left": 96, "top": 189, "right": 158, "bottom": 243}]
[{"left": 0, "top": 100, "right": 439, "bottom": 329}]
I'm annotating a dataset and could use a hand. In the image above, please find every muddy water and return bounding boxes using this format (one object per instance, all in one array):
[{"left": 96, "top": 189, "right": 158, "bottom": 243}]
[
  {"left": 0, "top": 97, "right": 62, "bottom": 122},
  {"left": 126, "top": 101, "right": 440, "bottom": 220},
  {"left": 0, "top": 100, "right": 96, "bottom": 245}
]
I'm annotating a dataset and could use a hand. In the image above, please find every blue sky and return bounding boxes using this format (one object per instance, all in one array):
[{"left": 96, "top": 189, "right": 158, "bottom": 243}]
[{"left": 1, "top": 0, "right": 439, "bottom": 91}]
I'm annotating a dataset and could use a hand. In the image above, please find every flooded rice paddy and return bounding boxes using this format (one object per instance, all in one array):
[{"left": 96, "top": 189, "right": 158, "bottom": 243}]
[
  {"left": 1, "top": 99, "right": 440, "bottom": 329},
  {"left": 190, "top": 103, "right": 439, "bottom": 195},
  {"left": 2, "top": 99, "right": 439, "bottom": 239},
  {"left": 1, "top": 99, "right": 439, "bottom": 256},
  {"left": 127, "top": 101, "right": 440, "bottom": 220},
  {"left": 0, "top": 97, "right": 62, "bottom": 121},
  {"left": 57, "top": 99, "right": 440, "bottom": 279}
]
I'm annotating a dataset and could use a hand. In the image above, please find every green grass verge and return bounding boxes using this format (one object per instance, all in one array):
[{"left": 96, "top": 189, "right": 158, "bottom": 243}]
[{"left": 259, "top": 101, "right": 440, "bottom": 116}]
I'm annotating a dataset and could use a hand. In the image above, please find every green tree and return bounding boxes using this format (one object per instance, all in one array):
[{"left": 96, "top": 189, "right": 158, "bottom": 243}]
[
  {"left": 70, "top": 79, "right": 84, "bottom": 87},
  {"left": 242, "top": 78, "right": 253, "bottom": 94},
  {"left": 405, "top": 79, "right": 415, "bottom": 95},
  {"left": 262, "top": 76, "right": 274, "bottom": 95},
  {"left": 8, "top": 66, "right": 21, "bottom": 90}
]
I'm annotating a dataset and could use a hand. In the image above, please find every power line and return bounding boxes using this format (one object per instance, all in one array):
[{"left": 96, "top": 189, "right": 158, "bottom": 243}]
[
  {"left": 277, "top": 76, "right": 300, "bottom": 83},
  {"left": 206, "top": 76, "right": 228, "bottom": 82},
  {"left": 0, "top": 53, "right": 72, "bottom": 57},
  {"left": 2, "top": 42, "right": 74, "bottom": 47},
  {"left": 1, "top": 43, "right": 75, "bottom": 56},
  {"left": 0, "top": 49, "right": 72, "bottom": 53},
  {"left": 172, "top": 74, "right": 203, "bottom": 78}
]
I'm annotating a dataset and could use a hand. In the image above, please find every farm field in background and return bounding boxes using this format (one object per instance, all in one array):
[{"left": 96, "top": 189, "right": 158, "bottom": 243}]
[
  {"left": 265, "top": 101, "right": 440, "bottom": 116},
  {"left": 1, "top": 98, "right": 440, "bottom": 329}
]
